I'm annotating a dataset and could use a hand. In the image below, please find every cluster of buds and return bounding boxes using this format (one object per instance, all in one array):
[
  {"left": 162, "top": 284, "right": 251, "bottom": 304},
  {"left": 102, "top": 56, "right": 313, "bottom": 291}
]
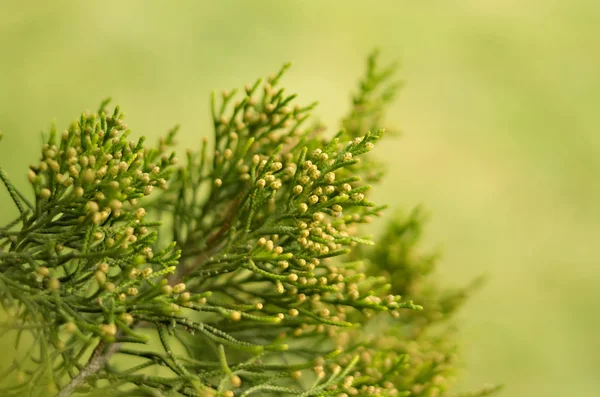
[
  {"left": 21, "top": 105, "right": 181, "bottom": 298},
  {"left": 206, "top": 67, "right": 319, "bottom": 207},
  {"left": 28, "top": 105, "right": 176, "bottom": 227},
  {"left": 328, "top": 336, "right": 454, "bottom": 397}
]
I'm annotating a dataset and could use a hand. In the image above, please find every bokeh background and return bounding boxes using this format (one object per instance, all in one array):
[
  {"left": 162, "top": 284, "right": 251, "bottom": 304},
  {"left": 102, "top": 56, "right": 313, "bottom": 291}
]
[{"left": 1, "top": 1, "right": 598, "bottom": 396}]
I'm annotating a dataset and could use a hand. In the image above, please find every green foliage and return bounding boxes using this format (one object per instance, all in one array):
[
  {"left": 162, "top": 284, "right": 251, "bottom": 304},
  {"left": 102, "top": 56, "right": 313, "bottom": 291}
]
[{"left": 0, "top": 52, "right": 499, "bottom": 397}]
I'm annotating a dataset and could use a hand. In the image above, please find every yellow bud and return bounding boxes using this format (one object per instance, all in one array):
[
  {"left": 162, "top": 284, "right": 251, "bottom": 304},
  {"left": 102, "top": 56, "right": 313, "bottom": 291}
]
[
  {"left": 179, "top": 292, "right": 191, "bottom": 302},
  {"left": 47, "top": 277, "right": 60, "bottom": 291},
  {"left": 95, "top": 271, "right": 106, "bottom": 285},
  {"left": 127, "top": 287, "right": 138, "bottom": 296},
  {"left": 37, "top": 266, "right": 50, "bottom": 277},
  {"left": 120, "top": 313, "right": 134, "bottom": 325},
  {"left": 231, "top": 375, "right": 242, "bottom": 387},
  {"left": 173, "top": 283, "right": 186, "bottom": 294},
  {"left": 40, "top": 188, "right": 52, "bottom": 199},
  {"left": 64, "top": 322, "right": 77, "bottom": 333},
  {"left": 100, "top": 323, "right": 117, "bottom": 337}
]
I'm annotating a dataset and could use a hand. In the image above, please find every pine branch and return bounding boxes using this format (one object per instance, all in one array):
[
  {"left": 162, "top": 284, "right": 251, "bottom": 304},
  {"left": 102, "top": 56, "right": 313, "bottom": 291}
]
[{"left": 0, "top": 51, "right": 500, "bottom": 397}]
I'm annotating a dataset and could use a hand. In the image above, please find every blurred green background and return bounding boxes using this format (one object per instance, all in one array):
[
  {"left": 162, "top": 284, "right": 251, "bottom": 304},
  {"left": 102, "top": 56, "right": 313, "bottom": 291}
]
[{"left": 1, "top": 1, "right": 598, "bottom": 396}]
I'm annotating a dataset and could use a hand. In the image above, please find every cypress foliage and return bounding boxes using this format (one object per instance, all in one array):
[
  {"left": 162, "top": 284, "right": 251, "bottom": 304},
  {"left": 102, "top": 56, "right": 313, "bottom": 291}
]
[{"left": 0, "top": 52, "right": 500, "bottom": 397}]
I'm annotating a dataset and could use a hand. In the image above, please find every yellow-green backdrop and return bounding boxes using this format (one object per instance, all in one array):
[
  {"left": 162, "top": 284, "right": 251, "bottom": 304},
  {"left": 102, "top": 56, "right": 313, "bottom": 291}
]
[{"left": 1, "top": 1, "right": 598, "bottom": 396}]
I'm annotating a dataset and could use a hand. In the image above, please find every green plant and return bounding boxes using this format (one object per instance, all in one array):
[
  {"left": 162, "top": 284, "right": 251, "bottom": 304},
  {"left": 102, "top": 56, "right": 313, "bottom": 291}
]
[{"left": 0, "top": 52, "right": 500, "bottom": 397}]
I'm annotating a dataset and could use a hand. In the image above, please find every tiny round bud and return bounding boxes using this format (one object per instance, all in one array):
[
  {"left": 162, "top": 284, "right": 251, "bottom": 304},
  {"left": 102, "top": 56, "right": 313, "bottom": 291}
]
[
  {"left": 230, "top": 311, "right": 242, "bottom": 321},
  {"left": 293, "top": 185, "right": 303, "bottom": 194},
  {"left": 100, "top": 323, "right": 117, "bottom": 337},
  {"left": 298, "top": 203, "right": 308, "bottom": 213},
  {"left": 109, "top": 199, "right": 122, "bottom": 210},
  {"left": 276, "top": 280, "right": 285, "bottom": 294},
  {"left": 128, "top": 268, "right": 139, "bottom": 279},
  {"left": 27, "top": 170, "right": 36, "bottom": 183},
  {"left": 127, "top": 287, "right": 138, "bottom": 296},
  {"left": 214, "top": 178, "right": 223, "bottom": 187},
  {"left": 179, "top": 292, "right": 191, "bottom": 302},
  {"left": 40, "top": 188, "right": 52, "bottom": 199},
  {"left": 86, "top": 201, "right": 99, "bottom": 213},
  {"left": 95, "top": 270, "right": 106, "bottom": 284},
  {"left": 64, "top": 322, "right": 77, "bottom": 333},
  {"left": 278, "top": 260, "right": 289, "bottom": 269},
  {"left": 265, "top": 240, "right": 274, "bottom": 251},
  {"left": 120, "top": 313, "right": 134, "bottom": 325},
  {"left": 37, "top": 266, "right": 50, "bottom": 277},
  {"left": 324, "top": 172, "right": 335, "bottom": 183},
  {"left": 143, "top": 247, "right": 154, "bottom": 259},
  {"left": 47, "top": 278, "right": 60, "bottom": 291},
  {"left": 230, "top": 375, "right": 242, "bottom": 388},
  {"left": 135, "top": 207, "right": 146, "bottom": 219},
  {"left": 173, "top": 283, "right": 186, "bottom": 294}
]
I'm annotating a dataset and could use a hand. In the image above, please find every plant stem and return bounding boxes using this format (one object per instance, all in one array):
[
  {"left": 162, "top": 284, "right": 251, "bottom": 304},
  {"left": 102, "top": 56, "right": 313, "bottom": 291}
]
[{"left": 56, "top": 340, "right": 120, "bottom": 397}]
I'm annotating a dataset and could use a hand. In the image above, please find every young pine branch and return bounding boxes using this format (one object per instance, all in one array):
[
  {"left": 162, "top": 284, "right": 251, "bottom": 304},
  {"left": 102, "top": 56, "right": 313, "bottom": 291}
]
[{"left": 0, "top": 51, "right": 499, "bottom": 397}]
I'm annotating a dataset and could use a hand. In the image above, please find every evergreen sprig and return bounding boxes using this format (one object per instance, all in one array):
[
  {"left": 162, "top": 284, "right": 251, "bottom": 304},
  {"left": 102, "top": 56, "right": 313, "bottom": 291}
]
[{"left": 0, "top": 52, "right": 499, "bottom": 397}]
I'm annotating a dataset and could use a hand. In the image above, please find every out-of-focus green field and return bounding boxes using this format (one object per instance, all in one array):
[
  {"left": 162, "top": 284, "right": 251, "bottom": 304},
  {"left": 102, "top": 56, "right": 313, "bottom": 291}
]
[{"left": 1, "top": 1, "right": 598, "bottom": 396}]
